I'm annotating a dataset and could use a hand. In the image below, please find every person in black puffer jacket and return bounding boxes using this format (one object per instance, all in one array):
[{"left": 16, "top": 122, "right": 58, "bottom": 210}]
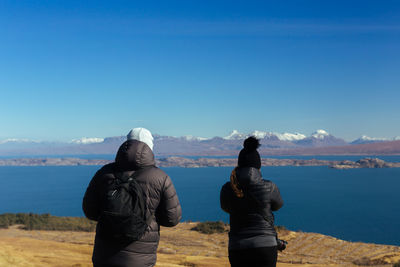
[
  {"left": 83, "top": 128, "right": 182, "bottom": 267},
  {"left": 220, "top": 136, "right": 283, "bottom": 267}
]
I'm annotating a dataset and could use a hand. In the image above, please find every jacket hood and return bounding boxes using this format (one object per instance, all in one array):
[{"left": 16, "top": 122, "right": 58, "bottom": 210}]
[
  {"left": 115, "top": 140, "right": 155, "bottom": 171},
  {"left": 236, "top": 167, "right": 262, "bottom": 189}
]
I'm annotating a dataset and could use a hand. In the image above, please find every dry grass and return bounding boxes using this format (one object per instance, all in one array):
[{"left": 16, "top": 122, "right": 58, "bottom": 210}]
[{"left": 1, "top": 223, "right": 400, "bottom": 267}]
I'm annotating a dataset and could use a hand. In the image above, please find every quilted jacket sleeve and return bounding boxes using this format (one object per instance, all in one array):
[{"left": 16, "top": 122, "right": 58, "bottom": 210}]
[
  {"left": 156, "top": 175, "right": 182, "bottom": 227},
  {"left": 270, "top": 182, "right": 283, "bottom": 211},
  {"left": 82, "top": 165, "right": 110, "bottom": 221},
  {"left": 220, "top": 182, "right": 234, "bottom": 214},
  {"left": 82, "top": 173, "right": 101, "bottom": 221}
]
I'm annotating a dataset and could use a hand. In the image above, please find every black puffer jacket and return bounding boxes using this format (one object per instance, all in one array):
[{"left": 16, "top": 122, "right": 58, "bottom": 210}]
[
  {"left": 220, "top": 167, "right": 283, "bottom": 250},
  {"left": 83, "top": 140, "right": 182, "bottom": 267}
]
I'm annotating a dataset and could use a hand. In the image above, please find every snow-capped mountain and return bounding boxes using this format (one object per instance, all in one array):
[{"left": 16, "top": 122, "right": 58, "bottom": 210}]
[
  {"left": 1, "top": 130, "right": 399, "bottom": 156},
  {"left": 70, "top": 137, "right": 104, "bottom": 144},
  {"left": 224, "top": 130, "right": 272, "bottom": 140},
  {"left": 222, "top": 129, "right": 342, "bottom": 147},
  {"left": 182, "top": 135, "right": 209, "bottom": 141},
  {"left": 224, "top": 130, "right": 307, "bottom": 142},
  {"left": 351, "top": 135, "right": 387, "bottom": 145},
  {"left": 294, "top": 130, "right": 348, "bottom": 147},
  {"left": 223, "top": 130, "right": 247, "bottom": 140},
  {"left": 215, "top": 129, "right": 342, "bottom": 148},
  {"left": 248, "top": 130, "right": 273, "bottom": 139},
  {"left": 0, "top": 138, "right": 36, "bottom": 144},
  {"left": 311, "top": 129, "right": 330, "bottom": 139},
  {"left": 274, "top": 132, "right": 307, "bottom": 141},
  {"left": 350, "top": 135, "right": 400, "bottom": 145}
]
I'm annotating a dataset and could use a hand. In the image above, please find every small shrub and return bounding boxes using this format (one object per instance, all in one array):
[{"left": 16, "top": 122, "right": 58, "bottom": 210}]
[
  {"left": 0, "top": 213, "right": 17, "bottom": 228},
  {"left": 353, "top": 256, "right": 387, "bottom": 266},
  {"left": 191, "top": 221, "right": 227, "bottom": 234},
  {"left": 275, "top": 225, "right": 287, "bottom": 231},
  {"left": 0, "top": 213, "right": 96, "bottom": 232},
  {"left": 182, "top": 262, "right": 196, "bottom": 267}
]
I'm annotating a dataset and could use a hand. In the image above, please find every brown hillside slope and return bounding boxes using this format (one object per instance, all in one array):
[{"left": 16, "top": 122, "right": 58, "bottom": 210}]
[{"left": 0, "top": 223, "right": 400, "bottom": 267}]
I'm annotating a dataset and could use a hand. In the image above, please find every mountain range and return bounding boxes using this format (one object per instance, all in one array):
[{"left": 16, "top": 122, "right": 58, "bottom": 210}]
[{"left": 1, "top": 130, "right": 400, "bottom": 156}]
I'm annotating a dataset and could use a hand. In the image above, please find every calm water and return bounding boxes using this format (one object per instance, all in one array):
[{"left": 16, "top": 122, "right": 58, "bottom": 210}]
[{"left": 0, "top": 165, "right": 399, "bottom": 246}]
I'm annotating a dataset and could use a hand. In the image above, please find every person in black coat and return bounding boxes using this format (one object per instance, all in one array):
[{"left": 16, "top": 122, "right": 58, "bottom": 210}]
[
  {"left": 83, "top": 128, "right": 182, "bottom": 267},
  {"left": 220, "top": 136, "right": 283, "bottom": 267}
]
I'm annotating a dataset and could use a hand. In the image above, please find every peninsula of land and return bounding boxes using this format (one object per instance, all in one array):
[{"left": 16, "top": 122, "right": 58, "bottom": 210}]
[{"left": 0, "top": 157, "right": 399, "bottom": 169}]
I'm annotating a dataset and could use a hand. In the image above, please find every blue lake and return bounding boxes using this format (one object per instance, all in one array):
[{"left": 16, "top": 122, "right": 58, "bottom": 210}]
[{"left": 0, "top": 164, "right": 399, "bottom": 246}]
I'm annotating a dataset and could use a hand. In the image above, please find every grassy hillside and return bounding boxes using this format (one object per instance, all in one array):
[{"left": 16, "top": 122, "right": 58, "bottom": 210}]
[{"left": 1, "top": 215, "right": 400, "bottom": 266}]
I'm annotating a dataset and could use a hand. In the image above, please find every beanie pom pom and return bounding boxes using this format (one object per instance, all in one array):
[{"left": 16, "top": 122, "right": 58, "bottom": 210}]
[{"left": 243, "top": 136, "right": 260, "bottom": 150}]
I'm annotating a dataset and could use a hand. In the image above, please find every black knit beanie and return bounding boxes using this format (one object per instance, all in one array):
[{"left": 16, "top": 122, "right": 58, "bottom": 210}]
[{"left": 238, "top": 136, "right": 261, "bottom": 169}]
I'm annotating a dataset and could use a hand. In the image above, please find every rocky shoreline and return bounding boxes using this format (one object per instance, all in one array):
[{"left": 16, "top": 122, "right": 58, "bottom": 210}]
[
  {"left": 0, "top": 157, "right": 399, "bottom": 169},
  {"left": 329, "top": 157, "right": 400, "bottom": 169},
  {"left": 0, "top": 157, "right": 111, "bottom": 166}
]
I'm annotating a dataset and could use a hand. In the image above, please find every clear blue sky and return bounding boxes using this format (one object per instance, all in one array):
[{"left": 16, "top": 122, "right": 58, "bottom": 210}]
[{"left": 1, "top": 0, "right": 399, "bottom": 141}]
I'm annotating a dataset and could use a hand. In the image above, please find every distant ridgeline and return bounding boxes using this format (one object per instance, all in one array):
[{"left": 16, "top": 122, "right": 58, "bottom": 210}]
[
  {"left": 1, "top": 131, "right": 400, "bottom": 156},
  {"left": 0, "top": 157, "right": 400, "bottom": 168},
  {"left": 0, "top": 213, "right": 96, "bottom": 231}
]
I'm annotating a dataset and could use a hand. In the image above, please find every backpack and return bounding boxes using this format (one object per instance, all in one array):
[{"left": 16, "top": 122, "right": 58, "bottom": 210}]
[{"left": 97, "top": 170, "right": 152, "bottom": 242}]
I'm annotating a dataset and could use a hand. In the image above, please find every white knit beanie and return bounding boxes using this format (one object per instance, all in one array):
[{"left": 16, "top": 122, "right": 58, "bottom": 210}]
[{"left": 127, "top": 127, "right": 154, "bottom": 151}]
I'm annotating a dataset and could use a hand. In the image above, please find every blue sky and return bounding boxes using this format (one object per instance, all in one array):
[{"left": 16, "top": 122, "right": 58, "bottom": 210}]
[{"left": 1, "top": 0, "right": 399, "bottom": 141}]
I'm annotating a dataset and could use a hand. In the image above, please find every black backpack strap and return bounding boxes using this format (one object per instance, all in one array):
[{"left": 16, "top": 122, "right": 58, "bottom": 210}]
[
  {"left": 116, "top": 169, "right": 155, "bottom": 227},
  {"left": 114, "top": 170, "right": 136, "bottom": 182},
  {"left": 145, "top": 210, "right": 155, "bottom": 226}
]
